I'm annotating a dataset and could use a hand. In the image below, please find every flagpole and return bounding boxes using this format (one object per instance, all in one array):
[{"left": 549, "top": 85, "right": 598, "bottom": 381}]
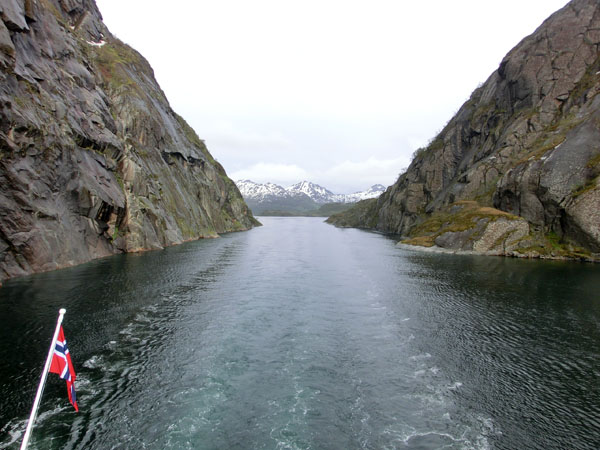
[{"left": 20, "top": 308, "right": 67, "bottom": 450}]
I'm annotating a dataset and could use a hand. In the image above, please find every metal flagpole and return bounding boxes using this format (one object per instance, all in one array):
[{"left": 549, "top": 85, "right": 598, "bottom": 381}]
[{"left": 20, "top": 308, "right": 67, "bottom": 450}]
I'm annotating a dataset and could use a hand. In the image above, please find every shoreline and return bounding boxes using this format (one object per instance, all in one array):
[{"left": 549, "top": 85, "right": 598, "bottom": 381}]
[
  {"left": 395, "top": 242, "right": 599, "bottom": 263},
  {"left": 0, "top": 225, "right": 257, "bottom": 287}
]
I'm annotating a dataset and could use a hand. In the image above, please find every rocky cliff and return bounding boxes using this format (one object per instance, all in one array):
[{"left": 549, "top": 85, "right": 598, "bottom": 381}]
[
  {"left": 328, "top": 0, "right": 600, "bottom": 261},
  {"left": 0, "top": 0, "right": 259, "bottom": 282}
]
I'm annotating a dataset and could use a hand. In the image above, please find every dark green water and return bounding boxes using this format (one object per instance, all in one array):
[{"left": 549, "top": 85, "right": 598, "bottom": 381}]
[{"left": 1, "top": 217, "right": 599, "bottom": 449}]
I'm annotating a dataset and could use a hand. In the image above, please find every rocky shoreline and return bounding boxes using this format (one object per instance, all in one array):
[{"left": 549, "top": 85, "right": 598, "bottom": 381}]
[{"left": 395, "top": 242, "right": 599, "bottom": 263}]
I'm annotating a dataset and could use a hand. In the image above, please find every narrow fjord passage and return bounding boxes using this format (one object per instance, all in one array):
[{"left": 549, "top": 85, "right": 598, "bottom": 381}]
[{"left": 1, "top": 217, "right": 599, "bottom": 449}]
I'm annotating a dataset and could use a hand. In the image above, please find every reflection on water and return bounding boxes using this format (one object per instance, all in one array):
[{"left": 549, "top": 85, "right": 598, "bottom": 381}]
[{"left": 1, "top": 217, "right": 599, "bottom": 449}]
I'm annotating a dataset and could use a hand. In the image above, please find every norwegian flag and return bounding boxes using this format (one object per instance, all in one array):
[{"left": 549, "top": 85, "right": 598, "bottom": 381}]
[{"left": 49, "top": 326, "right": 78, "bottom": 412}]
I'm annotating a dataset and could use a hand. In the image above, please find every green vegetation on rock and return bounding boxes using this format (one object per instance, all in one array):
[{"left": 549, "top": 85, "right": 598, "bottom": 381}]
[
  {"left": 326, "top": 199, "right": 379, "bottom": 229},
  {"left": 572, "top": 176, "right": 598, "bottom": 198},
  {"left": 401, "top": 201, "right": 518, "bottom": 247},
  {"left": 328, "top": 1, "right": 600, "bottom": 262},
  {"left": 93, "top": 40, "right": 146, "bottom": 95}
]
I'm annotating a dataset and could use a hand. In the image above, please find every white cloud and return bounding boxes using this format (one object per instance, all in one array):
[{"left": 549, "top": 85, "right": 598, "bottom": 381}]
[
  {"left": 230, "top": 163, "right": 310, "bottom": 187},
  {"left": 322, "top": 157, "right": 411, "bottom": 193},
  {"left": 96, "top": 0, "right": 570, "bottom": 194},
  {"left": 204, "top": 121, "right": 292, "bottom": 152},
  {"left": 407, "top": 136, "right": 431, "bottom": 153},
  {"left": 229, "top": 157, "right": 411, "bottom": 194}
]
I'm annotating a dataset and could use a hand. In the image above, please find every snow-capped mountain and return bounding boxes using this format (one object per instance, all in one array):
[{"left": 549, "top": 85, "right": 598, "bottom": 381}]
[
  {"left": 343, "top": 184, "right": 387, "bottom": 202},
  {"left": 287, "top": 181, "right": 337, "bottom": 204},
  {"left": 235, "top": 180, "right": 385, "bottom": 214},
  {"left": 235, "top": 180, "right": 289, "bottom": 201}
]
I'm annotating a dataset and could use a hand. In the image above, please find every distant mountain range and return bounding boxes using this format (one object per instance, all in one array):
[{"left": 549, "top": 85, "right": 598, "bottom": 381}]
[{"left": 236, "top": 180, "right": 386, "bottom": 215}]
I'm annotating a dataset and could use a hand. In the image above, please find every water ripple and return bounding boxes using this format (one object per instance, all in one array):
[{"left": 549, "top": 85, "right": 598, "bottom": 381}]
[{"left": 1, "top": 219, "right": 599, "bottom": 449}]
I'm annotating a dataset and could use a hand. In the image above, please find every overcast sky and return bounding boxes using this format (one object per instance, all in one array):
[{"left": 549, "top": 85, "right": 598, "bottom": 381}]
[{"left": 95, "top": 0, "right": 569, "bottom": 194}]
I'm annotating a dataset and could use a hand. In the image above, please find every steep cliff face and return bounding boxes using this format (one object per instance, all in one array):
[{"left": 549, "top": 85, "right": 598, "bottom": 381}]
[
  {"left": 0, "top": 0, "right": 259, "bottom": 282},
  {"left": 329, "top": 0, "right": 600, "bottom": 261}
]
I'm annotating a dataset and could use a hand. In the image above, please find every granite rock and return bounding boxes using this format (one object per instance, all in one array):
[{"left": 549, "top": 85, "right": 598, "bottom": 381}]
[
  {"left": 329, "top": 0, "right": 600, "bottom": 260},
  {"left": 0, "top": 0, "right": 259, "bottom": 282}
]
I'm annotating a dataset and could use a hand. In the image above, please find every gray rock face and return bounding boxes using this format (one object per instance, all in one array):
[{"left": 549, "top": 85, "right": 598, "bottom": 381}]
[
  {"left": 1, "top": 0, "right": 29, "bottom": 32},
  {"left": 330, "top": 0, "right": 600, "bottom": 259},
  {"left": 472, "top": 218, "right": 530, "bottom": 254},
  {"left": 0, "top": 0, "right": 258, "bottom": 282},
  {"left": 399, "top": 216, "right": 530, "bottom": 257}
]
